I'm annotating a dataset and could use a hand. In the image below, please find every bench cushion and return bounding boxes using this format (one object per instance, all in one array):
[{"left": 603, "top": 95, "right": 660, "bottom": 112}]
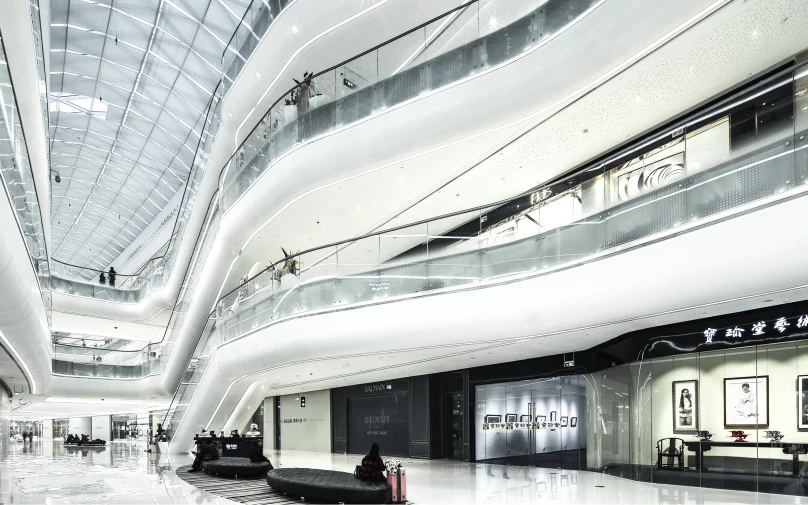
[
  {"left": 202, "top": 457, "right": 272, "bottom": 478},
  {"left": 266, "top": 468, "right": 391, "bottom": 504}
]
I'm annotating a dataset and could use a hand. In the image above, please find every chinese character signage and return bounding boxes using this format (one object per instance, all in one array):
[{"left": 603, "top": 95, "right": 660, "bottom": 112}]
[{"left": 704, "top": 314, "right": 808, "bottom": 345}]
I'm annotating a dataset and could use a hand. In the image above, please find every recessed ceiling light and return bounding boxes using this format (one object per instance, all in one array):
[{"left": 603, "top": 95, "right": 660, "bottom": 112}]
[
  {"left": 228, "top": 111, "right": 233, "bottom": 118},
  {"left": 291, "top": 24, "right": 299, "bottom": 34},
  {"left": 489, "top": 17, "right": 497, "bottom": 28},
  {"left": 751, "top": 29, "right": 759, "bottom": 38},
  {"left": 634, "top": 96, "right": 642, "bottom": 103},
  {"left": 256, "top": 71, "right": 262, "bottom": 79}
]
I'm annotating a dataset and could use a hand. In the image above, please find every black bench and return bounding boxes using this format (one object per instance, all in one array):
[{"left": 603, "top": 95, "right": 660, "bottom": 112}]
[
  {"left": 202, "top": 457, "right": 272, "bottom": 478},
  {"left": 266, "top": 468, "right": 391, "bottom": 504},
  {"left": 65, "top": 441, "right": 106, "bottom": 447}
]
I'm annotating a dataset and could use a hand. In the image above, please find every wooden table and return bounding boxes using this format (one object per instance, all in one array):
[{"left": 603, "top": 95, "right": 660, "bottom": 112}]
[{"left": 683, "top": 441, "right": 808, "bottom": 476}]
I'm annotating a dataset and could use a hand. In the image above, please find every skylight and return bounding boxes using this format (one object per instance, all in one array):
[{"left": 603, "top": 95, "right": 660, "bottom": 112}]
[{"left": 49, "top": 93, "right": 108, "bottom": 119}]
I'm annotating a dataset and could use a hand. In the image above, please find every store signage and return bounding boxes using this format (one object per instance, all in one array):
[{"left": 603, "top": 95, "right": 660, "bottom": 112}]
[
  {"left": 564, "top": 360, "right": 575, "bottom": 368},
  {"left": 703, "top": 314, "right": 808, "bottom": 344},
  {"left": 300, "top": 396, "right": 306, "bottom": 408},
  {"left": 482, "top": 422, "right": 562, "bottom": 430},
  {"left": 529, "top": 188, "right": 553, "bottom": 206},
  {"left": 363, "top": 382, "right": 392, "bottom": 393}
]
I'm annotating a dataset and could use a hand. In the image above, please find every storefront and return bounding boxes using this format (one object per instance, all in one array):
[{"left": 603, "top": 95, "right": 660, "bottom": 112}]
[{"left": 467, "top": 301, "right": 808, "bottom": 497}]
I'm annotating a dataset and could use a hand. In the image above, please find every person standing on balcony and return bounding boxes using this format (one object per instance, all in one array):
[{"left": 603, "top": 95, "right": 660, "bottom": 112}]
[
  {"left": 99, "top": 271, "right": 106, "bottom": 285},
  {"left": 108, "top": 267, "right": 116, "bottom": 288}
]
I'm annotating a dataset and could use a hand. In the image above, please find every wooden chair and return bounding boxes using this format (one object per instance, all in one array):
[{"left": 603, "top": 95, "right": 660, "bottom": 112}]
[{"left": 656, "top": 438, "right": 684, "bottom": 470}]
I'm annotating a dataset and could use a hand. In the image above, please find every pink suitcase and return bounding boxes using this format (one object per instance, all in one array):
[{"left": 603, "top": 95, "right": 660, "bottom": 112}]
[{"left": 387, "top": 467, "right": 407, "bottom": 503}]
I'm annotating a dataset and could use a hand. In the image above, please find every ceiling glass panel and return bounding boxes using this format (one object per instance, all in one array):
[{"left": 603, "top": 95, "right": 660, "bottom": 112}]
[{"left": 50, "top": 0, "right": 249, "bottom": 277}]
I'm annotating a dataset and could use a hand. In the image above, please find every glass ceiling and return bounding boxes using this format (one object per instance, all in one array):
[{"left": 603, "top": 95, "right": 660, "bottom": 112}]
[{"left": 49, "top": 0, "right": 249, "bottom": 276}]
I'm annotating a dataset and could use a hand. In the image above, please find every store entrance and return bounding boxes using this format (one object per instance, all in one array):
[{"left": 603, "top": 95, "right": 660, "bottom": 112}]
[
  {"left": 475, "top": 375, "right": 586, "bottom": 469},
  {"left": 444, "top": 393, "right": 463, "bottom": 460}
]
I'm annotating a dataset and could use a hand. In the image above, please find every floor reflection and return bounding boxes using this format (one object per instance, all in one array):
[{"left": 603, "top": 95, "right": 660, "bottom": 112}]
[{"left": 2, "top": 442, "right": 807, "bottom": 504}]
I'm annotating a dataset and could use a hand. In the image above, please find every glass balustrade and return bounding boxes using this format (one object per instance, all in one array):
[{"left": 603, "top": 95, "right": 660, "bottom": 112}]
[
  {"left": 222, "top": 0, "right": 294, "bottom": 94},
  {"left": 220, "top": 0, "right": 603, "bottom": 210},
  {"left": 162, "top": 64, "right": 808, "bottom": 436}
]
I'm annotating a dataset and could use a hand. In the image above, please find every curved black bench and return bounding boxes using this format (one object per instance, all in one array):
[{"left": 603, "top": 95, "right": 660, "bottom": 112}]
[
  {"left": 266, "top": 468, "right": 391, "bottom": 504},
  {"left": 202, "top": 457, "right": 272, "bottom": 478}
]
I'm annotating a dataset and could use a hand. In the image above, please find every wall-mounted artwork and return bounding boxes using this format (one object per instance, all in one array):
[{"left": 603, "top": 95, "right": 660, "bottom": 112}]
[
  {"left": 672, "top": 380, "right": 698, "bottom": 433},
  {"left": 485, "top": 415, "right": 501, "bottom": 424},
  {"left": 536, "top": 415, "right": 546, "bottom": 424},
  {"left": 799, "top": 376, "right": 808, "bottom": 429},
  {"left": 550, "top": 411, "right": 557, "bottom": 422},
  {"left": 724, "top": 376, "right": 769, "bottom": 428},
  {"left": 560, "top": 417, "right": 568, "bottom": 427},
  {"left": 570, "top": 417, "right": 578, "bottom": 427},
  {"left": 505, "top": 414, "right": 518, "bottom": 423},
  {"left": 520, "top": 415, "right": 532, "bottom": 422}
]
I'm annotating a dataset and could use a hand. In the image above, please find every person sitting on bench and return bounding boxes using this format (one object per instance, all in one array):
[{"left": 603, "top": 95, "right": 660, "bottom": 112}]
[
  {"left": 79, "top": 434, "right": 90, "bottom": 445},
  {"left": 189, "top": 439, "right": 219, "bottom": 472},
  {"left": 66, "top": 434, "right": 76, "bottom": 443},
  {"left": 358, "top": 442, "right": 386, "bottom": 482},
  {"left": 249, "top": 439, "right": 273, "bottom": 468}
]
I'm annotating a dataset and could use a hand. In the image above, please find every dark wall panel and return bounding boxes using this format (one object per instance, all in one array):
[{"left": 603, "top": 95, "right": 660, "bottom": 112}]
[
  {"left": 411, "top": 376, "right": 429, "bottom": 442},
  {"left": 331, "top": 388, "right": 347, "bottom": 453},
  {"left": 347, "top": 394, "right": 411, "bottom": 457}
]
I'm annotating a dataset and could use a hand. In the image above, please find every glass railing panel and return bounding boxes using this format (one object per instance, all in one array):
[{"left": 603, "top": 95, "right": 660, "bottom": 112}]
[
  {"left": 425, "top": 210, "right": 483, "bottom": 290},
  {"left": 336, "top": 236, "right": 381, "bottom": 306},
  {"left": 478, "top": 0, "right": 538, "bottom": 71},
  {"left": 424, "top": 5, "right": 481, "bottom": 91},
  {"left": 296, "top": 246, "right": 338, "bottom": 313},
  {"left": 378, "top": 223, "right": 429, "bottom": 298},
  {"left": 336, "top": 52, "right": 378, "bottom": 129},
  {"left": 479, "top": 200, "right": 541, "bottom": 278},
  {"left": 377, "top": 28, "right": 427, "bottom": 111}
]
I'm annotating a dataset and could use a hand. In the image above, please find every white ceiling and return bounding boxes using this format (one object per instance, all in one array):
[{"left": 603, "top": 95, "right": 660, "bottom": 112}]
[{"left": 48, "top": 0, "right": 249, "bottom": 277}]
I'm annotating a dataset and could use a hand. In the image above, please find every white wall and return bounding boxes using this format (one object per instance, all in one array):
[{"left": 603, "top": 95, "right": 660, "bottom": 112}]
[
  {"left": 92, "top": 415, "right": 111, "bottom": 441},
  {"left": 277, "top": 389, "right": 331, "bottom": 453},
  {"left": 68, "top": 417, "right": 92, "bottom": 436},
  {"left": 42, "top": 420, "right": 54, "bottom": 440}
]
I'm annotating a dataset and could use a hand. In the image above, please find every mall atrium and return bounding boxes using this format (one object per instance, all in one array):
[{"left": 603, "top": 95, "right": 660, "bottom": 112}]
[{"left": 0, "top": 0, "right": 807, "bottom": 503}]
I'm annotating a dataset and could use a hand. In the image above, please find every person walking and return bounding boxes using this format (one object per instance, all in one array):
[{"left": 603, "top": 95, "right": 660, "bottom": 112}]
[{"left": 108, "top": 267, "right": 116, "bottom": 288}]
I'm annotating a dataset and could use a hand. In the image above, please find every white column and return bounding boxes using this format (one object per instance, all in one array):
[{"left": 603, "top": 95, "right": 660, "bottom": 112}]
[{"left": 92, "top": 416, "right": 111, "bottom": 441}]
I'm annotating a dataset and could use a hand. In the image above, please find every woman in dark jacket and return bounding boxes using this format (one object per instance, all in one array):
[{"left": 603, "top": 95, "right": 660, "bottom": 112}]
[{"left": 358, "top": 443, "right": 386, "bottom": 482}]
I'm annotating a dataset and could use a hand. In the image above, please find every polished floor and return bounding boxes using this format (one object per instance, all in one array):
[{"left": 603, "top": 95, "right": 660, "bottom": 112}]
[{"left": 2, "top": 440, "right": 808, "bottom": 504}]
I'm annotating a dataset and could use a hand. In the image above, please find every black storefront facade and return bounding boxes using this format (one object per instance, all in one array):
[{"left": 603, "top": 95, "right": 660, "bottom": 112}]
[{"left": 330, "top": 300, "right": 808, "bottom": 497}]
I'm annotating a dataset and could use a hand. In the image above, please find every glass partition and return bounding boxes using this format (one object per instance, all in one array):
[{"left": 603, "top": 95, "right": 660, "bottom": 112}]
[{"left": 581, "top": 338, "right": 808, "bottom": 497}]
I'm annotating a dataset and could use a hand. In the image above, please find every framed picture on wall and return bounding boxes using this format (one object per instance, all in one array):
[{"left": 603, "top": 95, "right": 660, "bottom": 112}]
[
  {"left": 485, "top": 415, "right": 501, "bottom": 424},
  {"left": 505, "top": 414, "right": 518, "bottom": 423},
  {"left": 798, "top": 376, "right": 808, "bottom": 429},
  {"left": 520, "top": 415, "right": 532, "bottom": 422},
  {"left": 550, "top": 411, "right": 557, "bottom": 422},
  {"left": 672, "top": 380, "right": 699, "bottom": 433},
  {"left": 571, "top": 417, "right": 578, "bottom": 427},
  {"left": 560, "top": 417, "right": 568, "bottom": 427},
  {"left": 536, "top": 415, "right": 546, "bottom": 424},
  {"left": 724, "top": 376, "right": 769, "bottom": 427}
]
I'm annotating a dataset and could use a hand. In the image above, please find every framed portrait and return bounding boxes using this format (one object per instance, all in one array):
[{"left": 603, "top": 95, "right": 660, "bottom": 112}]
[
  {"left": 485, "top": 415, "right": 501, "bottom": 424},
  {"left": 799, "top": 376, "right": 808, "bottom": 429},
  {"left": 505, "top": 413, "right": 518, "bottom": 423},
  {"left": 724, "top": 376, "right": 769, "bottom": 427},
  {"left": 550, "top": 411, "right": 557, "bottom": 422},
  {"left": 520, "top": 415, "right": 532, "bottom": 422},
  {"left": 536, "top": 415, "right": 546, "bottom": 423},
  {"left": 672, "top": 380, "right": 698, "bottom": 433},
  {"left": 560, "top": 416, "right": 568, "bottom": 427},
  {"left": 570, "top": 417, "right": 578, "bottom": 427}
]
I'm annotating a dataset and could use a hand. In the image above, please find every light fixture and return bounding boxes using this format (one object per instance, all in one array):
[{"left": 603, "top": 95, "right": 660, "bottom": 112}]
[
  {"left": 228, "top": 111, "right": 233, "bottom": 118},
  {"left": 50, "top": 169, "right": 61, "bottom": 183},
  {"left": 634, "top": 96, "right": 643, "bottom": 103},
  {"left": 489, "top": 17, "right": 497, "bottom": 28},
  {"left": 291, "top": 24, "right": 299, "bottom": 34},
  {"left": 751, "top": 29, "right": 759, "bottom": 38},
  {"left": 256, "top": 71, "right": 262, "bottom": 79}
]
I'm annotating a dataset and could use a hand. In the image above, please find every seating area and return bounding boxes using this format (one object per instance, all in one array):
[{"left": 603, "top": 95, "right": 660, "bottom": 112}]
[
  {"left": 266, "top": 468, "right": 391, "bottom": 504},
  {"left": 202, "top": 457, "right": 272, "bottom": 479}
]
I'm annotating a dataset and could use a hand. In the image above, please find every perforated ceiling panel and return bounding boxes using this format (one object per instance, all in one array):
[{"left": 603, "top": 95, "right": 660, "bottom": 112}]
[{"left": 49, "top": 0, "right": 248, "bottom": 274}]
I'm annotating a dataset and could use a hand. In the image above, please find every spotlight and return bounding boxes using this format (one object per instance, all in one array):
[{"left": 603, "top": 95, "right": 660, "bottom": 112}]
[{"left": 50, "top": 170, "right": 61, "bottom": 183}]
